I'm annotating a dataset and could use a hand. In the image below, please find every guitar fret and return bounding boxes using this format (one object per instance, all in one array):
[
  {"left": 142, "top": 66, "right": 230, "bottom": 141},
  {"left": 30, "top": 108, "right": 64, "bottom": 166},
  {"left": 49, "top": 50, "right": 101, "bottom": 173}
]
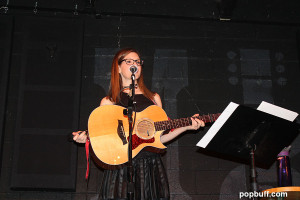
[
  {"left": 185, "top": 118, "right": 190, "bottom": 126},
  {"left": 162, "top": 121, "right": 165, "bottom": 130},
  {"left": 180, "top": 119, "right": 184, "bottom": 127},
  {"left": 155, "top": 121, "right": 160, "bottom": 131},
  {"left": 170, "top": 120, "right": 174, "bottom": 128},
  {"left": 209, "top": 115, "right": 213, "bottom": 122},
  {"left": 176, "top": 119, "right": 179, "bottom": 128},
  {"left": 208, "top": 115, "right": 212, "bottom": 122},
  {"left": 182, "top": 118, "right": 185, "bottom": 126},
  {"left": 186, "top": 117, "right": 191, "bottom": 126},
  {"left": 177, "top": 119, "right": 181, "bottom": 128},
  {"left": 210, "top": 114, "right": 213, "bottom": 122},
  {"left": 158, "top": 121, "right": 161, "bottom": 131},
  {"left": 167, "top": 121, "right": 171, "bottom": 129},
  {"left": 203, "top": 115, "right": 208, "bottom": 123},
  {"left": 164, "top": 121, "right": 168, "bottom": 129},
  {"left": 205, "top": 115, "right": 210, "bottom": 123},
  {"left": 155, "top": 113, "right": 221, "bottom": 131},
  {"left": 201, "top": 116, "right": 205, "bottom": 123},
  {"left": 209, "top": 114, "right": 213, "bottom": 123},
  {"left": 198, "top": 116, "right": 203, "bottom": 122},
  {"left": 159, "top": 121, "right": 163, "bottom": 131},
  {"left": 202, "top": 115, "right": 205, "bottom": 123}
]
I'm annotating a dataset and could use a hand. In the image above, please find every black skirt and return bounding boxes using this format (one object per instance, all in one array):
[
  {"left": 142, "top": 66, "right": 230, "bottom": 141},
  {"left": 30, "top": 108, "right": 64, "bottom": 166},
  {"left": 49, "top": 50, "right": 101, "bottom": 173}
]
[{"left": 98, "top": 151, "right": 170, "bottom": 200}]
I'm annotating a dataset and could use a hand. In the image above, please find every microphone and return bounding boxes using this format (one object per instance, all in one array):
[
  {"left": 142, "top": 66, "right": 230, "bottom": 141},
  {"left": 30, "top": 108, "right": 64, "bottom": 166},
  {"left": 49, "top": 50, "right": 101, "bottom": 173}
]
[{"left": 130, "top": 65, "right": 138, "bottom": 74}]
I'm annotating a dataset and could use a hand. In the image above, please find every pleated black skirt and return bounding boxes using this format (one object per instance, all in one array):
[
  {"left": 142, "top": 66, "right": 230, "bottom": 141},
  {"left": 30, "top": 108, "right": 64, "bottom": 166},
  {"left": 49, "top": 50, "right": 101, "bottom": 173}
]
[{"left": 98, "top": 151, "right": 169, "bottom": 200}]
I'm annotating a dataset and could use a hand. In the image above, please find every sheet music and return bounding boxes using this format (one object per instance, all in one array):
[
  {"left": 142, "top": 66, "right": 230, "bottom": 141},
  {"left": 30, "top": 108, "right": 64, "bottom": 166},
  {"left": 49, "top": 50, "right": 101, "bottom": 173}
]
[
  {"left": 257, "top": 101, "right": 298, "bottom": 122},
  {"left": 197, "top": 101, "right": 299, "bottom": 149},
  {"left": 196, "top": 102, "right": 239, "bottom": 148}
]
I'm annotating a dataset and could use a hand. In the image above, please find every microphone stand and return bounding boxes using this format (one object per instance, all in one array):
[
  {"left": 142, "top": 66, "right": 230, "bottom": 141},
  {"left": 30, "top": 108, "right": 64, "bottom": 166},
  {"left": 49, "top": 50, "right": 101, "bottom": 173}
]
[{"left": 126, "top": 72, "right": 136, "bottom": 200}]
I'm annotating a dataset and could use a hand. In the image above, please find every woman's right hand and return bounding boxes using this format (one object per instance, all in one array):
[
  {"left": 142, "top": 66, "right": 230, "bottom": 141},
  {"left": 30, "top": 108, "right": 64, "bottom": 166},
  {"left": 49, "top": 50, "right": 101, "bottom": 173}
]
[{"left": 72, "top": 131, "right": 87, "bottom": 143}]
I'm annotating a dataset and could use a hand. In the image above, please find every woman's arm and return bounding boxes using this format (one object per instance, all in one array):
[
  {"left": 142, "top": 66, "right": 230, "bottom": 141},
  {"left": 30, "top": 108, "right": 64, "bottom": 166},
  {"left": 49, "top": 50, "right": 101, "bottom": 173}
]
[
  {"left": 160, "top": 114, "right": 204, "bottom": 143},
  {"left": 153, "top": 93, "right": 205, "bottom": 144}
]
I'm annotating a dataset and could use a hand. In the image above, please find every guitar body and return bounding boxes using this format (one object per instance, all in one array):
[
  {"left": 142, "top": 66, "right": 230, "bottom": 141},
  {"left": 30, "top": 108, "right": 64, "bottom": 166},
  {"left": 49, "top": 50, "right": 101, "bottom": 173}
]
[{"left": 88, "top": 105, "right": 168, "bottom": 166}]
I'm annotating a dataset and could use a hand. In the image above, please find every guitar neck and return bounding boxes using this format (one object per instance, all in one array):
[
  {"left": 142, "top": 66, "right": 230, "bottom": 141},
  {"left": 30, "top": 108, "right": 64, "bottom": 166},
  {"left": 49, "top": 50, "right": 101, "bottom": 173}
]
[{"left": 154, "top": 113, "right": 221, "bottom": 131}]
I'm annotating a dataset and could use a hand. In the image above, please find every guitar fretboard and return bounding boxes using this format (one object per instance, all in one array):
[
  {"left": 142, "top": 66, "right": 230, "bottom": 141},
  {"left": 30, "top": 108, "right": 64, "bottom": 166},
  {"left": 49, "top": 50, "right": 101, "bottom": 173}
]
[{"left": 154, "top": 113, "right": 221, "bottom": 131}]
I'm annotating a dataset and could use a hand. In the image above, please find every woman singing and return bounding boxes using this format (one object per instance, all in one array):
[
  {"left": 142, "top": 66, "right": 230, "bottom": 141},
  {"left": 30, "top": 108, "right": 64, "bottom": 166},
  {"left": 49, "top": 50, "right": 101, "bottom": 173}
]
[{"left": 73, "top": 48, "right": 204, "bottom": 200}]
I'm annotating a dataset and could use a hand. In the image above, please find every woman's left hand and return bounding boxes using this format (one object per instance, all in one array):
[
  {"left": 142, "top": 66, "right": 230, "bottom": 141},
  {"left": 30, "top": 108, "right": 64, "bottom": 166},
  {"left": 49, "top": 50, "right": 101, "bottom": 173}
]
[{"left": 187, "top": 114, "right": 205, "bottom": 130}]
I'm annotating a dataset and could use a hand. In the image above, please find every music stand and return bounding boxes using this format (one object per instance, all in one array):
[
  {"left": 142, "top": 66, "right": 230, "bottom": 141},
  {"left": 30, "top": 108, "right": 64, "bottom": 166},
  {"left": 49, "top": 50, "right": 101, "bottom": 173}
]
[{"left": 197, "top": 102, "right": 300, "bottom": 195}]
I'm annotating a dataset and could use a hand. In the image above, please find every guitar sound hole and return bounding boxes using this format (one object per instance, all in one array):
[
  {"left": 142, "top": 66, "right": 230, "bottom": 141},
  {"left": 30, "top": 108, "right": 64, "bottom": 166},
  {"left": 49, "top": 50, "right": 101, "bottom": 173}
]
[{"left": 136, "top": 119, "right": 155, "bottom": 139}]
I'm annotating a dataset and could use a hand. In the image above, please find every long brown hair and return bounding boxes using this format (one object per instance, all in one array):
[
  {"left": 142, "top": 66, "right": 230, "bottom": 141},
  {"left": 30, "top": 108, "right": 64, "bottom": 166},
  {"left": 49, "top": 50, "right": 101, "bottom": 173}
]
[{"left": 107, "top": 48, "right": 155, "bottom": 103}]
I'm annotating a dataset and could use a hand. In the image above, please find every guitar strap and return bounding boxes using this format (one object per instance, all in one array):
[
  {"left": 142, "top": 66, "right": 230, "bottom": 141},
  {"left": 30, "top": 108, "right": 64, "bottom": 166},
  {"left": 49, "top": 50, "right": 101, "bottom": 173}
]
[{"left": 85, "top": 131, "right": 90, "bottom": 180}]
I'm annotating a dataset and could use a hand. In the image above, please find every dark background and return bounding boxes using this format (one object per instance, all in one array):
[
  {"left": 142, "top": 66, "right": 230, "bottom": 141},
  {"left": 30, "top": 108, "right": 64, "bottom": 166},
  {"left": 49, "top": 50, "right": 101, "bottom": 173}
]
[{"left": 1, "top": 0, "right": 300, "bottom": 199}]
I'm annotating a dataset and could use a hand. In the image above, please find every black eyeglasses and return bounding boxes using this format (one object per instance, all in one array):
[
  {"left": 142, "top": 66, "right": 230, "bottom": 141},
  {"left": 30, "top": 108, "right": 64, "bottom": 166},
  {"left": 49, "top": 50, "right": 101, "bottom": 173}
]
[{"left": 121, "top": 59, "right": 144, "bottom": 66}]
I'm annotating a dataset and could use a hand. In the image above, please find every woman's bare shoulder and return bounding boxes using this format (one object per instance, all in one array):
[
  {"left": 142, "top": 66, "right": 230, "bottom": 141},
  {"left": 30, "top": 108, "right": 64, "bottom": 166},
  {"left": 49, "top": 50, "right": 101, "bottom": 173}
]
[
  {"left": 153, "top": 93, "right": 162, "bottom": 108},
  {"left": 100, "top": 96, "right": 114, "bottom": 106}
]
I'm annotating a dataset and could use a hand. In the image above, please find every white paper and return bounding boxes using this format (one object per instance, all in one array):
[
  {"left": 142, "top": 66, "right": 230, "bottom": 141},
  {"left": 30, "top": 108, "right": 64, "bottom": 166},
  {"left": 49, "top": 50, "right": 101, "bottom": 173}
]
[
  {"left": 196, "top": 102, "right": 239, "bottom": 148},
  {"left": 257, "top": 101, "right": 298, "bottom": 122}
]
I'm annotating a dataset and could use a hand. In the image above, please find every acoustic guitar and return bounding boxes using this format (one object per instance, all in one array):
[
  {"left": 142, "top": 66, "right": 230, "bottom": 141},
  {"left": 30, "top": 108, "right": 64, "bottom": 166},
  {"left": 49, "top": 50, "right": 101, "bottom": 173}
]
[{"left": 88, "top": 105, "right": 220, "bottom": 166}]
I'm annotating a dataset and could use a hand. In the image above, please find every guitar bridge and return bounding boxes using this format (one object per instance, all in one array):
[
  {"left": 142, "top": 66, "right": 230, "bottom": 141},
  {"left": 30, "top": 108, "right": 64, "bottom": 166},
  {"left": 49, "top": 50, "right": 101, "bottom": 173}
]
[{"left": 117, "top": 120, "right": 127, "bottom": 145}]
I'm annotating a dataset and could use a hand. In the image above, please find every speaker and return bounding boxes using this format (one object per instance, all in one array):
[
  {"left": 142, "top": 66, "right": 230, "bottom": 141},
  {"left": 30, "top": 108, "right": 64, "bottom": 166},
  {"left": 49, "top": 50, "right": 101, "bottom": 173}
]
[
  {"left": 0, "top": 16, "right": 13, "bottom": 176},
  {"left": 10, "top": 16, "right": 83, "bottom": 190}
]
